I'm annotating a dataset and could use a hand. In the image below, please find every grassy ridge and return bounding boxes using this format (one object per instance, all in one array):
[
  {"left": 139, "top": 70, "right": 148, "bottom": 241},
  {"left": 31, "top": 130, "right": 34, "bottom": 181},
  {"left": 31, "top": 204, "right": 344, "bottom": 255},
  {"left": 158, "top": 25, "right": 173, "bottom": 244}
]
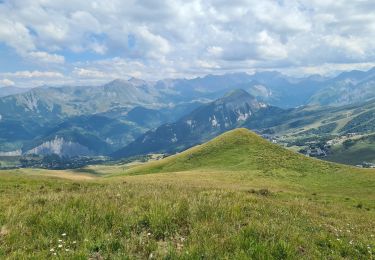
[
  {"left": 0, "top": 129, "right": 374, "bottom": 259},
  {"left": 120, "top": 128, "right": 341, "bottom": 175}
]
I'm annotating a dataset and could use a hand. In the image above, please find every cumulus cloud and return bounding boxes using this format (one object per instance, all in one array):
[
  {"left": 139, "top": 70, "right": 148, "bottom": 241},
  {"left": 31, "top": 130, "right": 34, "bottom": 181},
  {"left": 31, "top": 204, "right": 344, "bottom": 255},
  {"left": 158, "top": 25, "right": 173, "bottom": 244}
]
[
  {"left": 27, "top": 51, "right": 65, "bottom": 64},
  {"left": 0, "top": 0, "right": 375, "bottom": 86},
  {"left": 73, "top": 68, "right": 112, "bottom": 78},
  {"left": 0, "top": 16, "right": 35, "bottom": 52},
  {"left": 2, "top": 70, "right": 64, "bottom": 78},
  {"left": 0, "top": 78, "right": 15, "bottom": 86}
]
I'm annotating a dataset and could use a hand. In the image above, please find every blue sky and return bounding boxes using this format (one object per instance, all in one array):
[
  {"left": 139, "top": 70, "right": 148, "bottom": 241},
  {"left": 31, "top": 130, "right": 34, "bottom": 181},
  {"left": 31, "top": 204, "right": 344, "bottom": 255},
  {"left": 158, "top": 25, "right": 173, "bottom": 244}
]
[{"left": 0, "top": 0, "right": 375, "bottom": 87}]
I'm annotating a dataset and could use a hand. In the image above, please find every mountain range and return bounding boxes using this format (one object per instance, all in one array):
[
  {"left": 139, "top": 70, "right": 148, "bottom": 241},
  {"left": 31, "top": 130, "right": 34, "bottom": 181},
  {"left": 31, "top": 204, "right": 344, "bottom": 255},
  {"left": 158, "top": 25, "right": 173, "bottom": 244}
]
[
  {"left": 114, "top": 90, "right": 375, "bottom": 159},
  {"left": 112, "top": 89, "right": 267, "bottom": 158},
  {"left": 1, "top": 67, "right": 375, "bottom": 159}
]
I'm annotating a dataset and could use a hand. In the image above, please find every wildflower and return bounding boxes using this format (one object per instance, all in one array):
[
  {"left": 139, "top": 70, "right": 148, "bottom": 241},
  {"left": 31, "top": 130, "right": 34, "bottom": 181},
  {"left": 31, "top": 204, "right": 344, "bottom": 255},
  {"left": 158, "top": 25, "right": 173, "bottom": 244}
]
[
  {"left": 147, "top": 232, "right": 152, "bottom": 236},
  {"left": 72, "top": 241, "right": 77, "bottom": 244},
  {"left": 50, "top": 248, "right": 55, "bottom": 252},
  {"left": 58, "top": 244, "right": 63, "bottom": 248},
  {"left": 53, "top": 253, "right": 57, "bottom": 256},
  {"left": 62, "top": 233, "right": 66, "bottom": 236},
  {"left": 58, "top": 239, "right": 62, "bottom": 242},
  {"left": 65, "top": 249, "right": 70, "bottom": 252}
]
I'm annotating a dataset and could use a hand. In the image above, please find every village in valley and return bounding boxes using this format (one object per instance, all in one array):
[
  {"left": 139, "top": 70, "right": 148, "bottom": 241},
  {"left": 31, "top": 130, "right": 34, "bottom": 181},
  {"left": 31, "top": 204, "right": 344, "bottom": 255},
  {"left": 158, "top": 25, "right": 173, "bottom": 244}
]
[{"left": 262, "top": 132, "right": 375, "bottom": 168}]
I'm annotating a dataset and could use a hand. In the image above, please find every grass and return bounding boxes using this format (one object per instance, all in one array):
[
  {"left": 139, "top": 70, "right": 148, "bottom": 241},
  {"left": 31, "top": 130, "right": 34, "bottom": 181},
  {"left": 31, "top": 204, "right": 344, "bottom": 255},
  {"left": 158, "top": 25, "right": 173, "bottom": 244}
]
[
  {"left": 0, "top": 129, "right": 374, "bottom": 259},
  {"left": 326, "top": 134, "right": 375, "bottom": 165}
]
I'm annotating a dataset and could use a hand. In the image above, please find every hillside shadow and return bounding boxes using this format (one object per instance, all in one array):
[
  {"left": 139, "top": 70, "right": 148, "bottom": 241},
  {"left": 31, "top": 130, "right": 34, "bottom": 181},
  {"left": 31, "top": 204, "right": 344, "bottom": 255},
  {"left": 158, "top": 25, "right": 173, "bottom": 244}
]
[{"left": 71, "top": 168, "right": 102, "bottom": 176}]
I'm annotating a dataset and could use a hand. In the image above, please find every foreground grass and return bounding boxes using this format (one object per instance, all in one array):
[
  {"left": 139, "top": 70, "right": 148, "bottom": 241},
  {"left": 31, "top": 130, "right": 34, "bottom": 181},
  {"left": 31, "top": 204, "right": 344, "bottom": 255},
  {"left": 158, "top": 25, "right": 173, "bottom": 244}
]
[{"left": 0, "top": 169, "right": 374, "bottom": 259}]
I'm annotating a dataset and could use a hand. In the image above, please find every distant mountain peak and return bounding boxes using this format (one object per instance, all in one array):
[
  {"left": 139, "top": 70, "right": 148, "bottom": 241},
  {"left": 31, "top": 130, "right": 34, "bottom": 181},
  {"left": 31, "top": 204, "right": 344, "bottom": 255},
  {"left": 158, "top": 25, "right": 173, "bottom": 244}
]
[
  {"left": 223, "top": 89, "right": 253, "bottom": 99},
  {"left": 103, "top": 79, "right": 129, "bottom": 88},
  {"left": 253, "top": 70, "right": 283, "bottom": 78},
  {"left": 104, "top": 78, "right": 148, "bottom": 88},
  {"left": 112, "top": 90, "right": 269, "bottom": 159},
  {"left": 128, "top": 77, "right": 148, "bottom": 86},
  {"left": 218, "top": 89, "right": 265, "bottom": 110}
]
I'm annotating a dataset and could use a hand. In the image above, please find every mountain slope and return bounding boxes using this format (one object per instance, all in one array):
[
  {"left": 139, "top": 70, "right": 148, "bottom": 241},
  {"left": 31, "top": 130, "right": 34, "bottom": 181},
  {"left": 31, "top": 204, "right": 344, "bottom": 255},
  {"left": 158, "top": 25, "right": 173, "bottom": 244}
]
[
  {"left": 122, "top": 128, "right": 340, "bottom": 175},
  {"left": 259, "top": 98, "right": 375, "bottom": 137},
  {"left": 22, "top": 115, "right": 142, "bottom": 156},
  {"left": 0, "top": 86, "right": 29, "bottom": 97},
  {"left": 112, "top": 89, "right": 267, "bottom": 159},
  {"left": 0, "top": 80, "right": 160, "bottom": 121},
  {"left": 308, "top": 67, "right": 375, "bottom": 106},
  {"left": 325, "top": 134, "right": 375, "bottom": 165}
]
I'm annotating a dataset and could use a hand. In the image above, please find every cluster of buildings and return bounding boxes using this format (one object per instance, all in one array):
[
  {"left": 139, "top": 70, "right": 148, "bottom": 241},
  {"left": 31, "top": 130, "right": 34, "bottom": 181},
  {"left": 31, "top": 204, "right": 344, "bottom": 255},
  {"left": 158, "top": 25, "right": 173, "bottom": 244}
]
[
  {"left": 326, "top": 132, "right": 358, "bottom": 146},
  {"left": 356, "top": 162, "right": 375, "bottom": 168}
]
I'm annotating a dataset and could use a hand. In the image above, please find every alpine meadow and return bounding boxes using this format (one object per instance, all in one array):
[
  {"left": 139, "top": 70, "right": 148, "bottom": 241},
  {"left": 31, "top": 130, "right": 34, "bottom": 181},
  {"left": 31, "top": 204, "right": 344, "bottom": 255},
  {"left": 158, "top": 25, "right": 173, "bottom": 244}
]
[{"left": 1, "top": 1, "right": 375, "bottom": 259}]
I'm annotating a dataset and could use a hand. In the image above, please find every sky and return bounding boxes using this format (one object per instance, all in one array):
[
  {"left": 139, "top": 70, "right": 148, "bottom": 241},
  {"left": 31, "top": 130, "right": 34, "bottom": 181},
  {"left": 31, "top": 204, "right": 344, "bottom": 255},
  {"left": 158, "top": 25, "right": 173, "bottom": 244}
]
[{"left": 0, "top": 0, "right": 375, "bottom": 87}]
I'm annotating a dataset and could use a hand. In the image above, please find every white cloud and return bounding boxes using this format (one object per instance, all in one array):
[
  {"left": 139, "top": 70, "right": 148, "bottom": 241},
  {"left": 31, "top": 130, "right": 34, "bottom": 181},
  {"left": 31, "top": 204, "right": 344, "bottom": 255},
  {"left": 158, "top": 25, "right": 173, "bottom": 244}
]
[
  {"left": 27, "top": 51, "right": 65, "bottom": 64},
  {"left": 256, "top": 31, "right": 288, "bottom": 60},
  {"left": 0, "top": 16, "right": 35, "bottom": 53},
  {"left": 3, "top": 70, "right": 64, "bottom": 78},
  {"left": 136, "top": 26, "right": 171, "bottom": 59},
  {"left": 0, "top": 0, "right": 375, "bottom": 85},
  {"left": 73, "top": 68, "right": 110, "bottom": 78},
  {"left": 0, "top": 78, "right": 15, "bottom": 86},
  {"left": 207, "top": 46, "right": 223, "bottom": 57}
]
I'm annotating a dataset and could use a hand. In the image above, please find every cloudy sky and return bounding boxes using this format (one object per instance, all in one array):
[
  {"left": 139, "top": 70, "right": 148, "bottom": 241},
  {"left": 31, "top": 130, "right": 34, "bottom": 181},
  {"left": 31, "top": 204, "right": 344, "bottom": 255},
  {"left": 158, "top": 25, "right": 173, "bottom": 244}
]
[{"left": 1, "top": 0, "right": 375, "bottom": 87}]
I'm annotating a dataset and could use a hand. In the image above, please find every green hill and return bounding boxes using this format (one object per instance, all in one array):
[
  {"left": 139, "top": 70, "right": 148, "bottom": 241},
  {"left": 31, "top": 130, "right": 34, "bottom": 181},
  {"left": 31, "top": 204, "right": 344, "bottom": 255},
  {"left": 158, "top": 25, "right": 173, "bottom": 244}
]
[
  {"left": 119, "top": 128, "right": 375, "bottom": 202},
  {"left": 123, "top": 128, "right": 340, "bottom": 175}
]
